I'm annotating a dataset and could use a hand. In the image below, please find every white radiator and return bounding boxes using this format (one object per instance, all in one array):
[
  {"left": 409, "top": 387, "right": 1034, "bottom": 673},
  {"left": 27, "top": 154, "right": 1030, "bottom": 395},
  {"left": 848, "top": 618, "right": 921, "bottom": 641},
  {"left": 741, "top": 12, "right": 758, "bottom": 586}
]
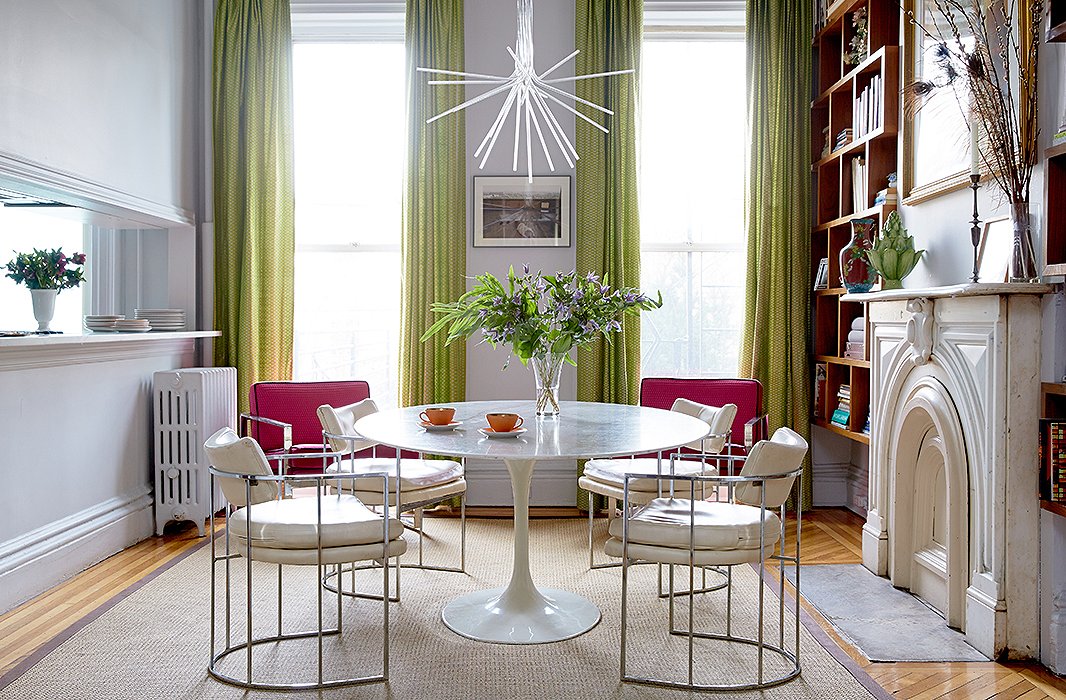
[{"left": 153, "top": 367, "right": 236, "bottom": 536}]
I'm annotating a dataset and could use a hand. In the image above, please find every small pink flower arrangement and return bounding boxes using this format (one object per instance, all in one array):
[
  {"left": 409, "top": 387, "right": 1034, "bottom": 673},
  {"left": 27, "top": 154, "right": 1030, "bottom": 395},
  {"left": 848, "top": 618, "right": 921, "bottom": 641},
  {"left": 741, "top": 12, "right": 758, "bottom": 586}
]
[{"left": 4, "top": 248, "right": 86, "bottom": 291}]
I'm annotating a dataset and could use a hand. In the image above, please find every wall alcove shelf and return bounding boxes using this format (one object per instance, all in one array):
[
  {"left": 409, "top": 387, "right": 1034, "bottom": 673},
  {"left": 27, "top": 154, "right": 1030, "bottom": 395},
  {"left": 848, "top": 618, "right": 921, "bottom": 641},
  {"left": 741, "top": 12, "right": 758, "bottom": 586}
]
[
  {"left": 1041, "top": 382, "right": 1066, "bottom": 517},
  {"left": 1048, "top": 0, "right": 1066, "bottom": 42},
  {"left": 810, "top": 0, "right": 899, "bottom": 445},
  {"left": 1044, "top": 142, "right": 1066, "bottom": 277}
]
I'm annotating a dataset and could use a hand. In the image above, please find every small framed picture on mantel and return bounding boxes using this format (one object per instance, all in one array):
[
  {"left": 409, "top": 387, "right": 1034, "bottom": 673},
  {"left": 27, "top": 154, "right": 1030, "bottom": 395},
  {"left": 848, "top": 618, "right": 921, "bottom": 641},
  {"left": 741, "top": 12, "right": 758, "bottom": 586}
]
[{"left": 473, "top": 176, "right": 571, "bottom": 247}]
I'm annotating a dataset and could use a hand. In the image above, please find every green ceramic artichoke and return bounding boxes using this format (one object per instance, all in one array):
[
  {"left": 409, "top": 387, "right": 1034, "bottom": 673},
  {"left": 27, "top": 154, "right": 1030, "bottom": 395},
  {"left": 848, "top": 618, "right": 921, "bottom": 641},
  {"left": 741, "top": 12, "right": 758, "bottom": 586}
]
[{"left": 866, "top": 211, "right": 924, "bottom": 289}]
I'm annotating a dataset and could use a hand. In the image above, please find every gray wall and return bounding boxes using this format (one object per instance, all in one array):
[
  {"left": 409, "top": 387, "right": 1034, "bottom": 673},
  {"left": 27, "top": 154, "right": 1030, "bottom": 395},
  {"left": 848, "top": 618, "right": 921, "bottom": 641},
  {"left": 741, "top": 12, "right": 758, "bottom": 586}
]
[{"left": 0, "top": 0, "right": 201, "bottom": 223}]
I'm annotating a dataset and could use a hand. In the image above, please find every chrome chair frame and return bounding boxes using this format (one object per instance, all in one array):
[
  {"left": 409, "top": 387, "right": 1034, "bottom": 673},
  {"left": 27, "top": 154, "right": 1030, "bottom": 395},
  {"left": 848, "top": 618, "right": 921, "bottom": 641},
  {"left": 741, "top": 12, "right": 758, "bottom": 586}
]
[
  {"left": 584, "top": 432, "right": 735, "bottom": 599},
  {"left": 319, "top": 429, "right": 467, "bottom": 603},
  {"left": 208, "top": 450, "right": 395, "bottom": 690},
  {"left": 618, "top": 462, "right": 804, "bottom": 692}
]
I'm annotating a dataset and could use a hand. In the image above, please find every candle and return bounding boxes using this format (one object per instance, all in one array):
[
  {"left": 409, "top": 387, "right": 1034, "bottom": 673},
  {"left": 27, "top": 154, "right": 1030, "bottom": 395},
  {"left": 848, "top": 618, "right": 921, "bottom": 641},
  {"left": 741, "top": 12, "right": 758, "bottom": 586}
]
[{"left": 970, "top": 121, "right": 980, "bottom": 176}]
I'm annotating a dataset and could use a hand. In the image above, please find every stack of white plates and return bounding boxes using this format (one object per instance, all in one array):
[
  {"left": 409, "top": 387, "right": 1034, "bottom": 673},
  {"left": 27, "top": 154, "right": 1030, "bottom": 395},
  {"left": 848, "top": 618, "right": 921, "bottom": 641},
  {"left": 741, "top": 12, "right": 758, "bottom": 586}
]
[
  {"left": 85, "top": 314, "right": 124, "bottom": 332},
  {"left": 134, "top": 308, "right": 186, "bottom": 331},
  {"left": 114, "top": 318, "right": 151, "bottom": 333}
]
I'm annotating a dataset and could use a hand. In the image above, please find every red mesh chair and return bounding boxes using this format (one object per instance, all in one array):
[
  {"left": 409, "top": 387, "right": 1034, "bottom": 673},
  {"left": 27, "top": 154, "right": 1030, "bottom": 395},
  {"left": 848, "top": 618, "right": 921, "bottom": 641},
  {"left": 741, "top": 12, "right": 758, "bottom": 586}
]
[
  {"left": 638, "top": 378, "right": 767, "bottom": 456},
  {"left": 243, "top": 380, "right": 375, "bottom": 476}
]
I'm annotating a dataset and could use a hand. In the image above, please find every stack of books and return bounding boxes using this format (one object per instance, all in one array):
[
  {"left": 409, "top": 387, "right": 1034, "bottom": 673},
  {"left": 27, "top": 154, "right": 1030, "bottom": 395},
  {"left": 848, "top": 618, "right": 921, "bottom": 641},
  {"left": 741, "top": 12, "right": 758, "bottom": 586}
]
[
  {"left": 852, "top": 76, "right": 882, "bottom": 138},
  {"left": 1040, "top": 420, "right": 1066, "bottom": 501},
  {"left": 830, "top": 384, "right": 851, "bottom": 428},
  {"left": 844, "top": 316, "right": 865, "bottom": 360},
  {"left": 834, "top": 128, "right": 853, "bottom": 151},
  {"left": 851, "top": 156, "right": 867, "bottom": 211},
  {"left": 874, "top": 187, "right": 897, "bottom": 206}
]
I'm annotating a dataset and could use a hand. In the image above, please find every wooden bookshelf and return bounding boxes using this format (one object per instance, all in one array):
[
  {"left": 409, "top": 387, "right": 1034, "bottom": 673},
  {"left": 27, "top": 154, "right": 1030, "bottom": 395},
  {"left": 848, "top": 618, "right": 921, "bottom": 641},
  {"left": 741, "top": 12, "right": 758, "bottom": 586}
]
[
  {"left": 1044, "top": 143, "right": 1066, "bottom": 277},
  {"left": 1040, "top": 383, "right": 1066, "bottom": 517},
  {"left": 810, "top": 0, "right": 899, "bottom": 446}
]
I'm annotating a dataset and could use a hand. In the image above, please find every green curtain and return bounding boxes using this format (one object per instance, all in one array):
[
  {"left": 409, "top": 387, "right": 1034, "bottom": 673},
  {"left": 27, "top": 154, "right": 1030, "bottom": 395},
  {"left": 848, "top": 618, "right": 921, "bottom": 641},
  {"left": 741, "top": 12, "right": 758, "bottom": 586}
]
[
  {"left": 398, "top": 0, "right": 467, "bottom": 408},
  {"left": 575, "top": 0, "right": 642, "bottom": 512},
  {"left": 742, "top": 0, "right": 813, "bottom": 507},
  {"left": 212, "top": 0, "right": 296, "bottom": 414},
  {"left": 574, "top": 0, "right": 643, "bottom": 407}
]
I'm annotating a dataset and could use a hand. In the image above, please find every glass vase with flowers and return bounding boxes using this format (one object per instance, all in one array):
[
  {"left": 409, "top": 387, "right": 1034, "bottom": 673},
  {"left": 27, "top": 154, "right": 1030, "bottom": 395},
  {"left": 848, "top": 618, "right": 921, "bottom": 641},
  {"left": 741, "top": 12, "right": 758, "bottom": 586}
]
[{"left": 421, "top": 265, "right": 661, "bottom": 416}]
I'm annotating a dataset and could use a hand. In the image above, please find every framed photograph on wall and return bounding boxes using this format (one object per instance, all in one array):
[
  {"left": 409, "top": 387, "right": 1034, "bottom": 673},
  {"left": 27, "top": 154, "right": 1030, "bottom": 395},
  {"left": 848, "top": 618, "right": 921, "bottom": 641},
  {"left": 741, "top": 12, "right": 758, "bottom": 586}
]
[{"left": 473, "top": 176, "right": 571, "bottom": 247}]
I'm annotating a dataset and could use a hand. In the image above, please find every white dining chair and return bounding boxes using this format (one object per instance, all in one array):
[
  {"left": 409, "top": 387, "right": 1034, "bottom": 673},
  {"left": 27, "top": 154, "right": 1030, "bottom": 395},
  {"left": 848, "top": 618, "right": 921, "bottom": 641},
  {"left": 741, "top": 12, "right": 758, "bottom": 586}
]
[
  {"left": 317, "top": 399, "right": 467, "bottom": 602},
  {"left": 204, "top": 427, "right": 405, "bottom": 690},
  {"left": 579, "top": 398, "right": 737, "bottom": 572},
  {"left": 605, "top": 426, "right": 807, "bottom": 691}
]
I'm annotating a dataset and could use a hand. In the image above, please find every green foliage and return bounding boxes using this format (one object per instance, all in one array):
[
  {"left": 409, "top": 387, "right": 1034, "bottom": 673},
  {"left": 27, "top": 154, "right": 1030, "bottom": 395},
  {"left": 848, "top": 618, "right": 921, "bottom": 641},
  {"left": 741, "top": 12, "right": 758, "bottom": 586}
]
[
  {"left": 4, "top": 248, "right": 86, "bottom": 291},
  {"left": 866, "top": 211, "right": 924, "bottom": 282},
  {"left": 420, "top": 265, "right": 662, "bottom": 366}
]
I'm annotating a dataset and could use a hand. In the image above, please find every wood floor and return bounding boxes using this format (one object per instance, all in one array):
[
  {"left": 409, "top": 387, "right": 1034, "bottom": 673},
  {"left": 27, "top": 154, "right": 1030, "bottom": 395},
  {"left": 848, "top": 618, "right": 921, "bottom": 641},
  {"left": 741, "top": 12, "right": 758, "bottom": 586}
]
[{"left": 0, "top": 508, "right": 1063, "bottom": 699}]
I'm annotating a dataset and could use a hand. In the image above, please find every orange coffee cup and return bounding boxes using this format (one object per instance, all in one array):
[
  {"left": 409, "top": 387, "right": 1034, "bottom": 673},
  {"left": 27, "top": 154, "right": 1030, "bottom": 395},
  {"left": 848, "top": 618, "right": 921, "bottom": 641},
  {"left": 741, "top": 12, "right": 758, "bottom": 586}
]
[
  {"left": 486, "top": 412, "right": 524, "bottom": 432},
  {"left": 420, "top": 407, "right": 456, "bottom": 425}
]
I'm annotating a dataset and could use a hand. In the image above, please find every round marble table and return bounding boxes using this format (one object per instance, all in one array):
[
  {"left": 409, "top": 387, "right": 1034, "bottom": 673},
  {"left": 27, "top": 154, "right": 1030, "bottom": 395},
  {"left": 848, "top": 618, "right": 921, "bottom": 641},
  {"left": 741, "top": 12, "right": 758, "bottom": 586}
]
[{"left": 354, "top": 399, "right": 709, "bottom": 644}]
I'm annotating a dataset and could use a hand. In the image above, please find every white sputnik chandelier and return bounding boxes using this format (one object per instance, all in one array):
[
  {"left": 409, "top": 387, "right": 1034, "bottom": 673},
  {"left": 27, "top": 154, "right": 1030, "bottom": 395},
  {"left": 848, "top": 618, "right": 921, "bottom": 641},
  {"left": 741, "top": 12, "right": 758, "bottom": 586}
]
[{"left": 417, "top": 0, "right": 633, "bottom": 182}]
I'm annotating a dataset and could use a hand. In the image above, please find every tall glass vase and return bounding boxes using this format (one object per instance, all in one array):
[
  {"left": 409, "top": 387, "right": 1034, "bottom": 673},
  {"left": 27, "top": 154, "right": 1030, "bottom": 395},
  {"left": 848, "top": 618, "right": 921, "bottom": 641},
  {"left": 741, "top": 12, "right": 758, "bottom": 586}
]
[
  {"left": 531, "top": 352, "right": 565, "bottom": 417},
  {"left": 1009, "top": 201, "right": 1038, "bottom": 283}
]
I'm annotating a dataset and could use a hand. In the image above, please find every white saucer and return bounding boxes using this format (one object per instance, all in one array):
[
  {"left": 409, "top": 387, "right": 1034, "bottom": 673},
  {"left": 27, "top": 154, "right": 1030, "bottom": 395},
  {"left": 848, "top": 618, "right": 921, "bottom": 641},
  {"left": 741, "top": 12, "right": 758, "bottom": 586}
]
[
  {"left": 479, "top": 427, "right": 527, "bottom": 439},
  {"left": 421, "top": 420, "right": 463, "bottom": 432}
]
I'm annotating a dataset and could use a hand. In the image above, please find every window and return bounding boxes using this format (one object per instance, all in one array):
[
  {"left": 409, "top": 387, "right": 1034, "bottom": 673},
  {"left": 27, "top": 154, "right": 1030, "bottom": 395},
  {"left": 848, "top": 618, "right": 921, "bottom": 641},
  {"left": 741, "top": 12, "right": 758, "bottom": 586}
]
[
  {"left": 0, "top": 204, "right": 87, "bottom": 333},
  {"left": 291, "top": 8, "right": 405, "bottom": 406},
  {"left": 640, "top": 7, "right": 747, "bottom": 378}
]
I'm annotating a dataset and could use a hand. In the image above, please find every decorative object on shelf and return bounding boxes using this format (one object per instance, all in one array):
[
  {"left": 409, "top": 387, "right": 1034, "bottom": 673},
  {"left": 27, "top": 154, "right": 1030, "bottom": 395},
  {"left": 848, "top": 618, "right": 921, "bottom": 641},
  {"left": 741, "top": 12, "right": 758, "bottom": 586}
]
[
  {"left": 813, "top": 258, "right": 829, "bottom": 290},
  {"left": 840, "top": 218, "right": 878, "bottom": 293},
  {"left": 903, "top": 0, "right": 1043, "bottom": 282},
  {"left": 844, "top": 7, "right": 869, "bottom": 65},
  {"left": 4, "top": 248, "right": 86, "bottom": 331},
  {"left": 417, "top": 0, "right": 633, "bottom": 183},
  {"left": 977, "top": 217, "right": 1013, "bottom": 282},
  {"left": 421, "top": 265, "right": 661, "bottom": 416},
  {"left": 866, "top": 211, "right": 924, "bottom": 290},
  {"left": 473, "top": 176, "right": 570, "bottom": 247},
  {"left": 969, "top": 172, "right": 983, "bottom": 282}
]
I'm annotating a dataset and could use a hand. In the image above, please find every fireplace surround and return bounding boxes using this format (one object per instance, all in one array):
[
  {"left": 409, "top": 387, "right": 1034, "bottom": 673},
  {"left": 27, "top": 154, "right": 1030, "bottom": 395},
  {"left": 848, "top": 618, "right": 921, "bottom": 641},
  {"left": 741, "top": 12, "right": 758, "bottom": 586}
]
[{"left": 846, "top": 284, "right": 1050, "bottom": 659}]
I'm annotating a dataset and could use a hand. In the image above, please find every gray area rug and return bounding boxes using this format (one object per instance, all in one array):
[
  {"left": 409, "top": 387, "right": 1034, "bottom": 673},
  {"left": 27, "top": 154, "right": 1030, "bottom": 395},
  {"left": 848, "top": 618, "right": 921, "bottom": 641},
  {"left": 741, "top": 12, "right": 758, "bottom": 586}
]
[
  {"left": 1, "top": 518, "right": 882, "bottom": 700},
  {"left": 785, "top": 564, "right": 988, "bottom": 662}
]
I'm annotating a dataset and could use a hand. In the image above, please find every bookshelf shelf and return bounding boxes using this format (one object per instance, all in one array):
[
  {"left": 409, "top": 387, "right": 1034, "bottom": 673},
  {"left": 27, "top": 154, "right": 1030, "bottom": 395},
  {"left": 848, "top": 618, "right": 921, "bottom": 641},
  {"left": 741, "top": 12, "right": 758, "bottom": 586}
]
[
  {"left": 810, "top": 0, "right": 898, "bottom": 449},
  {"left": 1040, "top": 383, "right": 1066, "bottom": 512}
]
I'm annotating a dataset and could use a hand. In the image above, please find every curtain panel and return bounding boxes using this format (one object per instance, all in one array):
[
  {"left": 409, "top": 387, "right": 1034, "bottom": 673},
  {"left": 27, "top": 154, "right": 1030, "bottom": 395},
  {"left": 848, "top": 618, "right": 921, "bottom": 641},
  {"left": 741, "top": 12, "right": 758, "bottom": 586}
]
[
  {"left": 398, "top": 0, "right": 467, "bottom": 408},
  {"left": 741, "top": 0, "right": 813, "bottom": 507},
  {"left": 212, "top": 0, "right": 297, "bottom": 414},
  {"left": 574, "top": 0, "right": 643, "bottom": 408}
]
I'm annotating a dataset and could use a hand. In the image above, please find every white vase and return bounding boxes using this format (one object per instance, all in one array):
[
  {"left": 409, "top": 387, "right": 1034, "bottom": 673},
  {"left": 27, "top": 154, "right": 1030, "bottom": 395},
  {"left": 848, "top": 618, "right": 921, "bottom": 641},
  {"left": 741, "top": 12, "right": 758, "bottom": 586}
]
[{"left": 30, "top": 288, "right": 58, "bottom": 332}]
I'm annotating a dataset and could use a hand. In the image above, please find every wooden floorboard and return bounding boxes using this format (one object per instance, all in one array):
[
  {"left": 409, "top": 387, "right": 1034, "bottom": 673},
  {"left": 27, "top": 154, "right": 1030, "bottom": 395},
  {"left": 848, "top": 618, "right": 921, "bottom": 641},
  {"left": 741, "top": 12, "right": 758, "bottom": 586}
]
[{"left": 0, "top": 508, "right": 1063, "bottom": 700}]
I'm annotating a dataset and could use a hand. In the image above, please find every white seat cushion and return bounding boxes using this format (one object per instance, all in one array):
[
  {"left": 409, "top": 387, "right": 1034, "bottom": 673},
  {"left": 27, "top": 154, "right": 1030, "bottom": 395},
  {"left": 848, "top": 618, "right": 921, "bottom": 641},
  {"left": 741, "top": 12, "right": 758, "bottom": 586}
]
[
  {"left": 583, "top": 458, "right": 718, "bottom": 492},
  {"left": 351, "top": 478, "right": 467, "bottom": 508},
  {"left": 603, "top": 537, "right": 767, "bottom": 566},
  {"left": 327, "top": 457, "right": 464, "bottom": 491},
  {"left": 228, "top": 494, "right": 404, "bottom": 550},
  {"left": 577, "top": 476, "right": 659, "bottom": 505},
  {"left": 235, "top": 539, "right": 408, "bottom": 566},
  {"left": 607, "top": 497, "right": 781, "bottom": 551}
]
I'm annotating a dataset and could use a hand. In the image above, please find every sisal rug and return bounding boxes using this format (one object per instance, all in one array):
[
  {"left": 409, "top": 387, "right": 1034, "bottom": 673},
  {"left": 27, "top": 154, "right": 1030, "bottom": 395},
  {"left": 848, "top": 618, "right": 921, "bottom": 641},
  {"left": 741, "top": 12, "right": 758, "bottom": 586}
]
[
  {"left": 2, "top": 518, "right": 888, "bottom": 699},
  {"left": 784, "top": 564, "right": 988, "bottom": 662}
]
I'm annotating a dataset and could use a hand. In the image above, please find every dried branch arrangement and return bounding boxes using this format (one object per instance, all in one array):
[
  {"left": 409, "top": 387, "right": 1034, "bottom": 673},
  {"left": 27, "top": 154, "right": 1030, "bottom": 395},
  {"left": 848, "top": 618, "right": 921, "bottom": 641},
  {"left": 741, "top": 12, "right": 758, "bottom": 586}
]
[{"left": 903, "top": 0, "right": 1042, "bottom": 204}]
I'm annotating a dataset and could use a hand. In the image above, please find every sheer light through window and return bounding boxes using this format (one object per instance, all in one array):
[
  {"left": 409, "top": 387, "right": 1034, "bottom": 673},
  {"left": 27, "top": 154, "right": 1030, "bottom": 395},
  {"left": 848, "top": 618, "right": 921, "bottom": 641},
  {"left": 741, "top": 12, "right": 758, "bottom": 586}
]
[
  {"left": 292, "top": 40, "right": 404, "bottom": 406},
  {"left": 640, "top": 33, "right": 746, "bottom": 378}
]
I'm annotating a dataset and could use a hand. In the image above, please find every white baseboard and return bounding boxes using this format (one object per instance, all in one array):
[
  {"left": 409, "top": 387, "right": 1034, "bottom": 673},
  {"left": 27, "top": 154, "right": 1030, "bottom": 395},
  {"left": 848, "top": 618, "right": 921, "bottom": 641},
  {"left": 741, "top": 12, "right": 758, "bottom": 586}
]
[
  {"left": 0, "top": 491, "right": 154, "bottom": 613},
  {"left": 813, "top": 461, "right": 868, "bottom": 514},
  {"left": 465, "top": 459, "right": 578, "bottom": 507}
]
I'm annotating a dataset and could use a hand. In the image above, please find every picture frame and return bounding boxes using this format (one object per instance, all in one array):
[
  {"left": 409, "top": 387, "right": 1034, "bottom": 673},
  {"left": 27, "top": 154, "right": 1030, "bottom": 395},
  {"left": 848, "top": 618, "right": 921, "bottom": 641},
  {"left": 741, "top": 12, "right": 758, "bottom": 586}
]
[
  {"left": 473, "top": 176, "right": 571, "bottom": 248},
  {"left": 813, "top": 258, "right": 829, "bottom": 290},
  {"left": 900, "top": 0, "right": 1035, "bottom": 205},
  {"left": 977, "top": 216, "right": 1012, "bottom": 283}
]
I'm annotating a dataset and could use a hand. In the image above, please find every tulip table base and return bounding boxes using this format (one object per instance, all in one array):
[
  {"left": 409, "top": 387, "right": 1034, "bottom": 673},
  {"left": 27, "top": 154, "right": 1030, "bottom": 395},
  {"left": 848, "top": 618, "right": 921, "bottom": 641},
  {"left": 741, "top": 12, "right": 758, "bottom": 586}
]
[{"left": 441, "top": 457, "right": 601, "bottom": 644}]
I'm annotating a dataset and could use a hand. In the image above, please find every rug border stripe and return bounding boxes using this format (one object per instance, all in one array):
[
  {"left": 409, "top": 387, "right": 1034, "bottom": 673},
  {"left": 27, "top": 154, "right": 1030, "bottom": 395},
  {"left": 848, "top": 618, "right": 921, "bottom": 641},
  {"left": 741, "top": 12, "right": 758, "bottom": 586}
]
[
  {"left": 0, "top": 534, "right": 215, "bottom": 692},
  {"left": 756, "top": 564, "right": 895, "bottom": 700}
]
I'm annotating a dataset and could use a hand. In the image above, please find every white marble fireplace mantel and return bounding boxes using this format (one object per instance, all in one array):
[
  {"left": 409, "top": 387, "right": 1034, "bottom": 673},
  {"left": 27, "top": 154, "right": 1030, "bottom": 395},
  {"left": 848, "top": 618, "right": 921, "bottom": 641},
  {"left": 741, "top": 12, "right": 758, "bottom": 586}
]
[{"left": 843, "top": 283, "right": 1050, "bottom": 660}]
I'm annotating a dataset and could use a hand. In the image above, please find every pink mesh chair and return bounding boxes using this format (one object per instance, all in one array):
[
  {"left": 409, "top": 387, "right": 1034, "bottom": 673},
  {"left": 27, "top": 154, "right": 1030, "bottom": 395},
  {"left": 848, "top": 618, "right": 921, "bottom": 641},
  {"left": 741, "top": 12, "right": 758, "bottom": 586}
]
[
  {"left": 637, "top": 378, "right": 767, "bottom": 455},
  {"left": 243, "top": 380, "right": 379, "bottom": 476}
]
